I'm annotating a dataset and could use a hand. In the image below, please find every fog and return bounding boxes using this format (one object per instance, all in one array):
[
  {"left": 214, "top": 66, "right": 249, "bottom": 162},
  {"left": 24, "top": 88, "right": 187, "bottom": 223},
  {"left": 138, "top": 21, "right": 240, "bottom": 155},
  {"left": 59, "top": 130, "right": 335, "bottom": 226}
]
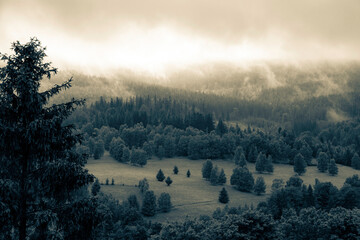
[{"left": 1, "top": 0, "right": 360, "bottom": 75}]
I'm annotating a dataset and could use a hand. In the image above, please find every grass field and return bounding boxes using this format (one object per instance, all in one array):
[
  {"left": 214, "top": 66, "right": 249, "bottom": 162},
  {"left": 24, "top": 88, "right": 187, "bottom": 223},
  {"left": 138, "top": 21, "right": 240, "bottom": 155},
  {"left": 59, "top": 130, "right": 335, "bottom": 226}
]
[{"left": 86, "top": 151, "right": 360, "bottom": 223}]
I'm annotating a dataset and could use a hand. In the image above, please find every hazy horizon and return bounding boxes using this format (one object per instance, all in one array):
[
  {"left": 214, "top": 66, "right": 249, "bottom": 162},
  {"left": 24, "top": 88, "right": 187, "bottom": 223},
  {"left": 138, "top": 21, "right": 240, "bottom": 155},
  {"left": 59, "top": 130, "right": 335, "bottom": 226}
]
[{"left": 1, "top": 0, "right": 360, "bottom": 75}]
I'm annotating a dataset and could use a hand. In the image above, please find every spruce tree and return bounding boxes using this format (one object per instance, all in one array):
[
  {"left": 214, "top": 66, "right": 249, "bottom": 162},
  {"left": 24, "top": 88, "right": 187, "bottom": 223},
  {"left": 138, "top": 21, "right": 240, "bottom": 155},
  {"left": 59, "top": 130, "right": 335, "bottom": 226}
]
[
  {"left": 138, "top": 178, "right": 149, "bottom": 194},
  {"left": 165, "top": 176, "right": 173, "bottom": 186},
  {"left": 202, "top": 160, "right": 213, "bottom": 180},
  {"left": 317, "top": 152, "right": 329, "bottom": 172},
  {"left": 210, "top": 166, "right": 219, "bottom": 185},
  {"left": 233, "top": 146, "right": 244, "bottom": 165},
  {"left": 254, "top": 176, "right": 266, "bottom": 195},
  {"left": 156, "top": 169, "right": 165, "bottom": 182},
  {"left": 0, "top": 38, "right": 94, "bottom": 239},
  {"left": 186, "top": 169, "right": 191, "bottom": 178},
  {"left": 141, "top": 190, "right": 157, "bottom": 216},
  {"left": 351, "top": 153, "right": 360, "bottom": 170},
  {"left": 328, "top": 159, "right": 338, "bottom": 176},
  {"left": 265, "top": 155, "right": 274, "bottom": 173},
  {"left": 255, "top": 152, "right": 267, "bottom": 173},
  {"left": 230, "top": 167, "right": 254, "bottom": 192},
  {"left": 217, "top": 168, "right": 227, "bottom": 185},
  {"left": 294, "top": 153, "right": 307, "bottom": 175},
  {"left": 238, "top": 153, "right": 247, "bottom": 167},
  {"left": 173, "top": 166, "right": 179, "bottom": 174},
  {"left": 248, "top": 145, "right": 258, "bottom": 163},
  {"left": 158, "top": 192, "right": 172, "bottom": 212},
  {"left": 219, "top": 187, "right": 229, "bottom": 203}
]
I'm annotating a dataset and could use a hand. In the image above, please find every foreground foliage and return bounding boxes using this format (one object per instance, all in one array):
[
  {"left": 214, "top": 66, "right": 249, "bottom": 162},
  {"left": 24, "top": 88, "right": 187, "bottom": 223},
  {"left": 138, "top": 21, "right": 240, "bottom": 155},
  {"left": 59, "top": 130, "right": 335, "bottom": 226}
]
[{"left": 0, "top": 39, "right": 94, "bottom": 239}]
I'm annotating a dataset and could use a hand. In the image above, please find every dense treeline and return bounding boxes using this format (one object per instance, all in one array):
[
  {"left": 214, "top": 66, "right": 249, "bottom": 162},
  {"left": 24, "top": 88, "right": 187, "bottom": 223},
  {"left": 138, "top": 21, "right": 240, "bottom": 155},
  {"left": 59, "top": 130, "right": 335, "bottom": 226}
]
[{"left": 78, "top": 108, "right": 360, "bottom": 171}]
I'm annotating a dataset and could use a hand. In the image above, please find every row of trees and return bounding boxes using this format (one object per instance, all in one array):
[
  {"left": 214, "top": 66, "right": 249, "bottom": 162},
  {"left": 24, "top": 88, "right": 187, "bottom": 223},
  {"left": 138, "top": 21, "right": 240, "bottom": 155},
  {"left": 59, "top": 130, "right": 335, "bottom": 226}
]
[{"left": 79, "top": 116, "right": 360, "bottom": 172}]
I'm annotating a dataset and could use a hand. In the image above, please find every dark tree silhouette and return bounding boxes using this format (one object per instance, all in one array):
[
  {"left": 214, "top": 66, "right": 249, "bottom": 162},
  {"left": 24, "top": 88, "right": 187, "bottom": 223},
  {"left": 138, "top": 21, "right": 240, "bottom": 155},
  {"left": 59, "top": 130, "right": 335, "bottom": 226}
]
[
  {"left": 328, "top": 159, "right": 338, "bottom": 176},
  {"left": 0, "top": 38, "right": 94, "bottom": 239},
  {"left": 219, "top": 187, "right": 229, "bottom": 203},
  {"left": 165, "top": 176, "right": 173, "bottom": 186},
  {"left": 294, "top": 153, "right": 307, "bottom": 175},
  {"left": 173, "top": 166, "right": 179, "bottom": 174},
  {"left": 156, "top": 169, "right": 165, "bottom": 182},
  {"left": 91, "top": 179, "right": 101, "bottom": 196}
]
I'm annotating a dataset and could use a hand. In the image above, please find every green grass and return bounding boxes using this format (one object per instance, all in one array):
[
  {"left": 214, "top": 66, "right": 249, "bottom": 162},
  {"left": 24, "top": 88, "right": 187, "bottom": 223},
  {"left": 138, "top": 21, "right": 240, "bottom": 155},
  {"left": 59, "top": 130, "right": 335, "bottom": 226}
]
[{"left": 86, "top": 152, "right": 360, "bottom": 223}]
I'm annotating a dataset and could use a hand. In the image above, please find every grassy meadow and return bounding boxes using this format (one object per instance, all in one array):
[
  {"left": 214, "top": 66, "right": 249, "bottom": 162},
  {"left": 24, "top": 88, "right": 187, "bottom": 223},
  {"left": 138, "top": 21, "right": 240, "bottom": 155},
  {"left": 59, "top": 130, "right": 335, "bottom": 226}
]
[{"left": 86, "top": 152, "right": 360, "bottom": 223}]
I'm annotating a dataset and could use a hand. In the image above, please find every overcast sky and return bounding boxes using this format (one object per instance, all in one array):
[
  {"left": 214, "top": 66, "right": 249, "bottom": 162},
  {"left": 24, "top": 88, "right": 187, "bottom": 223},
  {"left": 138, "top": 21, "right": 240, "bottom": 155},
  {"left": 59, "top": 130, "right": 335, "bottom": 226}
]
[{"left": 0, "top": 0, "right": 359, "bottom": 74}]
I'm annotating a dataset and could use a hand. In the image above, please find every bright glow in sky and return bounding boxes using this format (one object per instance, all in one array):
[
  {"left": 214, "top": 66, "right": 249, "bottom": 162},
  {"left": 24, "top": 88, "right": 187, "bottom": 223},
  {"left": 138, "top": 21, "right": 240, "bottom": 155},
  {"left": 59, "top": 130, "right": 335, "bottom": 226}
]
[{"left": 0, "top": 0, "right": 359, "bottom": 74}]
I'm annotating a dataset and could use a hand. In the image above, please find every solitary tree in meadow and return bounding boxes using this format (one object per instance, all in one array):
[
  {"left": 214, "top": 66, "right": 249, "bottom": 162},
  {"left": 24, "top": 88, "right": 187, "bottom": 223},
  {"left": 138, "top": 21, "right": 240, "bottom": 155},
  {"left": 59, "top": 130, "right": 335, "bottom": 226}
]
[
  {"left": 173, "top": 166, "right": 179, "bottom": 174},
  {"left": 294, "top": 153, "right": 307, "bottom": 175},
  {"left": 219, "top": 187, "right": 229, "bottom": 203},
  {"left": 156, "top": 169, "right": 165, "bottom": 182},
  {"left": 165, "top": 176, "right": 173, "bottom": 186}
]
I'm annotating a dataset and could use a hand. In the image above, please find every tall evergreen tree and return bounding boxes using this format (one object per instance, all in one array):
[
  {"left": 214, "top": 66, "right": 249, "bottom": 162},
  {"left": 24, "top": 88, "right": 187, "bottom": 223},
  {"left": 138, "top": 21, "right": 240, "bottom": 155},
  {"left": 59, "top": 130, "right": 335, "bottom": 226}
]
[
  {"left": 210, "top": 166, "right": 219, "bottom": 185},
  {"left": 217, "top": 168, "right": 227, "bottom": 185},
  {"left": 328, "top": 159, "right": 338, "bottom": 176},
  {"left": 248, "top": 145, "right": 258, "bottom": 163},
  {"left": 265, "top": 155, "right": 274, "bottom": 173},
  {"left": 173, "top": 165, "right": 179, "bottom": 174},
  {"left": 238, "top": 153, "right": 247, "bottom": 167},
  {"left": 294, "top": 153, "right": 307, "bottom": 175},
  {"left": 156, "top": 169, "right": 165, "bottom": 182},
  {"left": 254, "top": 176, "right": 266, "bottom": 195},
  {"left": 141, "top": 191, "right": 157, "bottom": 216},
  {"left": 158, "top": 192, "right": 172, "bottom": 212},
  {"left": 230, "top": 167, "right": 254, "bottom": 192},
  {"left": 0, "top": 39, "right": 94, "bottom": 239},
  {"left": 202, "top": 160, "right": 213, "bottom": 180},
  {"left": 219, "top": 187, "right": 229, "bottom": 203},
  {"left": 215, "top": 118, "right": 228, "bottom": 136},
  {"left": 255, "top": 152, "right": 267, "bottom": 173},
  {"left": 138, "top": 178, "right": 149, "bottom": 194},
  {"left": 317, "top": 152, "right": 329, "bottom": 172},
  {"left": 233, "top": 146, "right": 244, "bottom": 165}
]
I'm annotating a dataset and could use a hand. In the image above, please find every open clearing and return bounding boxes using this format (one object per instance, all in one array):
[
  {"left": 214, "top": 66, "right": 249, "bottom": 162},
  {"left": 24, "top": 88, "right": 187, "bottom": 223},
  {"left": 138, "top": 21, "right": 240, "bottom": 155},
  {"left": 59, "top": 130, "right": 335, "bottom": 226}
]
[{"left": 86, "top": 152, "right": 360, "bottom": 223}]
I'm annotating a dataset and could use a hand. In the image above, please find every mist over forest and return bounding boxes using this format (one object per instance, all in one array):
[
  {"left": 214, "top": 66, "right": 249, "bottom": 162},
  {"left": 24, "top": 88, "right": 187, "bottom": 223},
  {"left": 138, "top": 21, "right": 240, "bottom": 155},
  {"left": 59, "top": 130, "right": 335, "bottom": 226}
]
[{"left": 2, "top": 0, "right": 360, "bottom": 239}]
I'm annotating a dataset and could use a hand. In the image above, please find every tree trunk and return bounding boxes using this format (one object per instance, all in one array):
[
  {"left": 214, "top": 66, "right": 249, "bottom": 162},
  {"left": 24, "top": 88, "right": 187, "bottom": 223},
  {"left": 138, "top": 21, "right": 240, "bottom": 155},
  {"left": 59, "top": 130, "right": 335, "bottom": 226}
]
[{"left": 19, "top": 152, "right": 28, "bottom": 240}]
